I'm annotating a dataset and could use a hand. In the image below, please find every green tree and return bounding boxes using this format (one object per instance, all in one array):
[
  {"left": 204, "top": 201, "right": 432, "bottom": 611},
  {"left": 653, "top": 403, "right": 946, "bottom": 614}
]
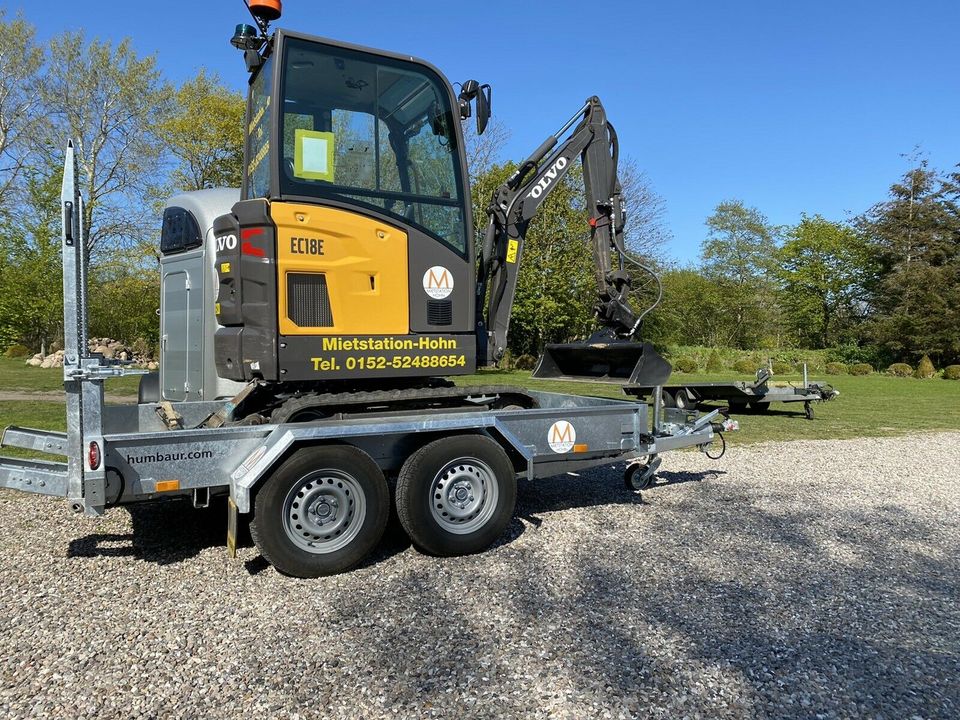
[
  {"left": 88, "top": 254, "right": 160, "bottom": 346},
  {"left": 858, "top": 161, "right": 960, "bottom": 364},
  {"left": 0, "top": 10, "right": 46, "bottom": 202},
  {"left": 777, "top": 215, "right": 870, "bottom": 348},
  {"left": 464, "top": 119, "right": 510, "bottom": 184},
  {"left": 701, "top": 200, "right": 780, "bottom": 348},
  {"left": 471, "top": 162, "right": 596, "bottom": 355},
  {"left": 158, "top": 69, "right": 244, "bottom": 191},
  {"left": 0, "top": 162, "right": 64, "bottom": 351},
  {"left": 40, "top": 31, "right": 172, "bottom": 258},
  {"left": 644, "top": 267, "right": 732, "bottom": 348},
  {"left": 618, "top": 156, "right": 671, "bottom": 262}
]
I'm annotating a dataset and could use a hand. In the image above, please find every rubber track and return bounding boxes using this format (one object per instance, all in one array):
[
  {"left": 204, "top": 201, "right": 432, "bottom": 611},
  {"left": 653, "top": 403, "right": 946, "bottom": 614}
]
[{"left": 269, "top": 385, "right": 537, "bottom": 424}]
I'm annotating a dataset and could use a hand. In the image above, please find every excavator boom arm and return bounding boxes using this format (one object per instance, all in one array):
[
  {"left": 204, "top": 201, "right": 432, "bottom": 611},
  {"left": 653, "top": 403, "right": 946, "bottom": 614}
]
[{"left": 476, "top": 96, "right": 657, "bottom": 365}]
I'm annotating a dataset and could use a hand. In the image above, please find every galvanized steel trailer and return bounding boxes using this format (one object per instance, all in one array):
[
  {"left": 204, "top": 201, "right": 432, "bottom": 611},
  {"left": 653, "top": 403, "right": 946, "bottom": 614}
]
[
  {"left": 626, "top": 368, "right": 839, "bottom": 421},
  {"left": 0, "top": 144, "right": 728, "bottom": 577}
]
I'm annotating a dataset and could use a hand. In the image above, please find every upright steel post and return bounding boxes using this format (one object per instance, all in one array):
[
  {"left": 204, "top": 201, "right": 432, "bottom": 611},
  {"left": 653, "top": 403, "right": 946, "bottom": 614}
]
[
  {"left": 61, "top": 142, "right": 84, "bottom": 505},
  {"left": 652, "top": 386, "right": 663, "bottom": 434},
  {"left": 77, "top": 184, "right": 106, "bottom": 514},
  {"left": 60, "top": 141, "right": 105, "bottom": 515}
]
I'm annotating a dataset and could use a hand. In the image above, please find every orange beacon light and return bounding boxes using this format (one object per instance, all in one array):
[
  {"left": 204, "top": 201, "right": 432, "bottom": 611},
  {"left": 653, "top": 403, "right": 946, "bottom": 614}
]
[{"left": 246, "top": 0, "right": 282, "bottom": 22}]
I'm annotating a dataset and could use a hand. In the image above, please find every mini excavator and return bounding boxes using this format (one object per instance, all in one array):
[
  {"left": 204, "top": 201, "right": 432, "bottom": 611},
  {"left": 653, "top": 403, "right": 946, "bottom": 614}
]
[{"left": 155, "top": 0, "right": 670, "bottom": 421}]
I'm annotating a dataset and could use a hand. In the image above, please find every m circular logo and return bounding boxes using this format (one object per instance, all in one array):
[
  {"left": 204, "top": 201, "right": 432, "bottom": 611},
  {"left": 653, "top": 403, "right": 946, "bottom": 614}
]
[
  {"left": 423, "top": 266, "right": 454, "bottom": 299},
  {"left": 547, "top": 420, "right": 576, "bottom": 453}
]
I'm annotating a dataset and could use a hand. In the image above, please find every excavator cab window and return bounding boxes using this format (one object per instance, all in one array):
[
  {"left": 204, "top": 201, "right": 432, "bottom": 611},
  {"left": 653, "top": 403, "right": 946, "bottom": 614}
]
[{"left": 272, "top": 37, "right": 467, "bottom": 253}]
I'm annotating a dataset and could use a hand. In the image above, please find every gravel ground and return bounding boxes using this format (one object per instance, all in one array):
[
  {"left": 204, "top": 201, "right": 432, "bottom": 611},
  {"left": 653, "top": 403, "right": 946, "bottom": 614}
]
[{"left": 0, "top": 432, "right": 958, "bottom": 719}]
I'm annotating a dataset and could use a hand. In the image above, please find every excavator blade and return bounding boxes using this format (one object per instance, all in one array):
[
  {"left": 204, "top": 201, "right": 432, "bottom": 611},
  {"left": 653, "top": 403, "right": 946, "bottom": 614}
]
[{"left": 531, "top": 341, "right": 672, "bottom": 386}]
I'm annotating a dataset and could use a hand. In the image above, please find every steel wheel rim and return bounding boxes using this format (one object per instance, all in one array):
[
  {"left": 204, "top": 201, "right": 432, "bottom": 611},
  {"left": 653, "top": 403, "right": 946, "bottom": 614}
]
[
  {"left": 282, "top": 469, "right": 366, "bottom": 553},
  {"left": 429, "top": 456, "right": 499, "bottom": 535}
]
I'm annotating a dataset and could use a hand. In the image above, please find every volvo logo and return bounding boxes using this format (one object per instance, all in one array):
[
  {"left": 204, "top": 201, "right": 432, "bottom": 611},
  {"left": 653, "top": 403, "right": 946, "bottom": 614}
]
[
  {"left": 527, "top": 156, "right": 568, "bottom": 199},
  {"left": 215, "top": 234, "right": 237, "bottom": 251}
]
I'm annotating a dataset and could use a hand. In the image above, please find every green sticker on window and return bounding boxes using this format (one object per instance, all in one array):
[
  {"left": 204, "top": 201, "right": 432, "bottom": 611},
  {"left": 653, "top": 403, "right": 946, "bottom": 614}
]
[{"left": 294, "top": 129, "right": 336, "bottom": 181}]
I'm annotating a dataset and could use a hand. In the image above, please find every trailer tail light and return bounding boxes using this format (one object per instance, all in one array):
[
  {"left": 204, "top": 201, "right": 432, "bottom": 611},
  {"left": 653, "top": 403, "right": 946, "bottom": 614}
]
[{"left": 88, "top": 441, "right": 101, "bottom": 470}]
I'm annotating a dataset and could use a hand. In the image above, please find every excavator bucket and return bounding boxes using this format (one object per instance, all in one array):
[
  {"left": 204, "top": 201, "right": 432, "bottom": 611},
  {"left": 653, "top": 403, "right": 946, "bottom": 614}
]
[{"left": 531, "top": 341, "right": 672, "bottom": 386}]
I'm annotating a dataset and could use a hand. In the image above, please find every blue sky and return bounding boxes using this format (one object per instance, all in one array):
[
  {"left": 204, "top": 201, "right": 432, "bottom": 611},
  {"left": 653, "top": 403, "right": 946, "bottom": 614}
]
[{"left": 8, "top": 0, "right": 960, "bottom": 262}]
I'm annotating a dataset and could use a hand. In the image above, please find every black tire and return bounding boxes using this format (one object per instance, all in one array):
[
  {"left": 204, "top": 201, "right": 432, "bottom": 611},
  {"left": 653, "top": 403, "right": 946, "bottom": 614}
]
[
  {"left": 729, "top": 401, "right": 747, "bottom": 414},
  {"left": 750, "top": 401, "right": 770, "bottom": 413},
  {"left": 624, "top": 460, "right": 654, "bottom": 491},
  {"left": 396, "top": 435, "right": 517, "bottom": 557},
  {"left": 804, "top": 402, "right": 815, "bottom": 420},
  {"left": 674, "top": 388, "right": 696, "bottom": 410},
  {"left": 660, "top": 390, "right": 677, "bottom": 408},
  {"left": 250, "top": 445, "right": 389, "bottom": 578}
]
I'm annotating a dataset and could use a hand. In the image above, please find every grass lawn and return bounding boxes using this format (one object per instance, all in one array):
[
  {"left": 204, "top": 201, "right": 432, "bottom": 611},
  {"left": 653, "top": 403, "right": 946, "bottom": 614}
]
[
  {"left": 0, "top": 401, "right": 75, "bottom": 460},
  {"left": 1, "top": 359, "right": 958, "bottom": 447},
  {"left": 456, "top": 368, "right": 960, "bottom": 445},
  {"left": 0, "top": 357, "right": 140, "bottom": 395}
]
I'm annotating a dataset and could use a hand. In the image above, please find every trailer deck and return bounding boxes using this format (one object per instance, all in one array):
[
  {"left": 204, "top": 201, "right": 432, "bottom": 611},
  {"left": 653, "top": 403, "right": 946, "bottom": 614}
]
[{"left": 0, "top": 390, "right": 722, "bottom": 511}]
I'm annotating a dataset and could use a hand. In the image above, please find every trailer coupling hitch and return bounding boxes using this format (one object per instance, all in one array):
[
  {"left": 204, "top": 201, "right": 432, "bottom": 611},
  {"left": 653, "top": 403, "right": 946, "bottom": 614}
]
[
  {"left": 712, "top": 417, "right": 739, "bottom": 434},
  {"left": 700, "top": 417, "right": 738, "bottom": 460}
]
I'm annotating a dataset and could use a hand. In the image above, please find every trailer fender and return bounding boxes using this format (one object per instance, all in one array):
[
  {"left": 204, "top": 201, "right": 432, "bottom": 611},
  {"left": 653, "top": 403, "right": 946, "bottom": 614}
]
[
  {"left": 229, "top": 429, "right": 296, "bottom": 513},
  {"left": 489, "top": 420, "right": 535, "bottom": 479}
]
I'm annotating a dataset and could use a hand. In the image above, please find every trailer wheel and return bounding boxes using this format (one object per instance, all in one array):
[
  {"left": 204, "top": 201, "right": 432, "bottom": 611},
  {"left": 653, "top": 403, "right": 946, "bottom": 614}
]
[
  {"left": 804, "top": 401, "right": 815, "bottom": 420},
  {"left": 624, "top": 456, "right": 657, "bottom": 491},
  {"left": 674, "top": 388, "right": 696, "bottom": 410},
  {"left": 750, "top": 401, "right": 770, "bottom": 413},
  {"left": 396, "top": 435, "right": 516, "bottom": 557},
  {"left": 250, "top": 445, "right": 389, "bottom": 577}
]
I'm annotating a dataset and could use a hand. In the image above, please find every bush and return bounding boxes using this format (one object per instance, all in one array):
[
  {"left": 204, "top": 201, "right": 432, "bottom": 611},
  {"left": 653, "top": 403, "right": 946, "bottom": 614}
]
[
  {"left": 514, "top": 353, "right": 536, "bottom": 370},
  {"left": 771, "top": 361, "right": 793, "bottom": 375},
  {"left": 3, "top": 343, "right": 31, "bottom": 358},
  {"left": 131, "top": 337, "right": 156, "bottom": 361},
  {"left": 826, "top": 342, "right": 888, "bottom": 369},
  {"left": 913, "top": 355, "right": 936, "bottom": 379},
  {"left": 943, "top": 365, "right": 960, "bottom": 380},
  {"left": 672, "top": 357, "right": 699, "bottom": 373},
  {"left": 705, "top": 349, "right": 723, "bottom": 372},
  {"left": 887, "top": 363, "right": 913, "bottom": 377},
  {"left": 733, "top": 358, "right": 757, "bottom": 374},
  {"left": 849, "top": 363, "right": 873, "bottom": 375},
  {"left": 825, "top": 362, "right": 848, "bottom": 375}
]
